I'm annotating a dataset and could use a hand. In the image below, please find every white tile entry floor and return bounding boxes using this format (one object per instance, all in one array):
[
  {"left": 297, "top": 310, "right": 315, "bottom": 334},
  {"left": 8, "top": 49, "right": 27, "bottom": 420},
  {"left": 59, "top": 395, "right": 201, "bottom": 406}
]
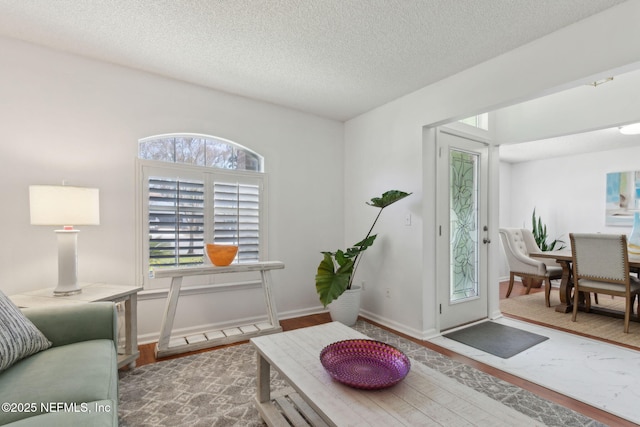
[{"left": 429, "top": 316, "right": 640, "bottom": 425}]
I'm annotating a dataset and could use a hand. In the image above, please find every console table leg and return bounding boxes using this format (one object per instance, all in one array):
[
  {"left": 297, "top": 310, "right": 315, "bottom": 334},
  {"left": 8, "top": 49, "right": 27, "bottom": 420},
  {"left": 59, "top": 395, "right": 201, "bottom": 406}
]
[
  {"left": 261, "top": 270, "right": 279, "bottom": 327},
  {"left": 156, "top": 276, "right": 183, "bottom": 355}
]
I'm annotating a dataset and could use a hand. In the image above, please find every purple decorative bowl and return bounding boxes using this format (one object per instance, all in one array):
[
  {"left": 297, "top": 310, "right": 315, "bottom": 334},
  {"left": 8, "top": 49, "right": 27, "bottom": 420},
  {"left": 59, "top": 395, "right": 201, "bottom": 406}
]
[{"left": 319, "top": 339, "right": 411, "bottom": 390}]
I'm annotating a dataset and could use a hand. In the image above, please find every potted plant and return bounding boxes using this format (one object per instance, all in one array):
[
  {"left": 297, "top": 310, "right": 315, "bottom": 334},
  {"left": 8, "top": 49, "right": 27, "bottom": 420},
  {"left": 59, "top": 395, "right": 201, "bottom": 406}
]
[
  {"left": 315, "top": 190, "right": 411, "bottom": 325},
  {"left": 532, "top": 208, "right": 566, "bottom": 251},
  {"left": 527, "top": 208, "right": 566, "bottom": 288}
]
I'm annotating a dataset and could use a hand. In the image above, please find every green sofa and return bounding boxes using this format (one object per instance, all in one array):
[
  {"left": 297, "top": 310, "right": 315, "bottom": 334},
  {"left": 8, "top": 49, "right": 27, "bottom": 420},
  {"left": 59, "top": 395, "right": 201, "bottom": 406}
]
[{"left": 0, "top": 302, "right": 118, "bottom": 426}]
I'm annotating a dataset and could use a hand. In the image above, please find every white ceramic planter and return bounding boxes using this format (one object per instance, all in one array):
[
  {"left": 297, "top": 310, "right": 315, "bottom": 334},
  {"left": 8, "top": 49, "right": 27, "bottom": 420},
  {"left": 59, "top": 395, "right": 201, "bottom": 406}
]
[{"left": 327, "top": 285, "right": 362, "bottom": 326}]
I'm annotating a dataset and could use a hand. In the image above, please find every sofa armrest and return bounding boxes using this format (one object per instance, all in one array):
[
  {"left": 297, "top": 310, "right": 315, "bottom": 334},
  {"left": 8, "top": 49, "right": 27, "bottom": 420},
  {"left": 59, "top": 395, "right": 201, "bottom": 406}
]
[{"left": 22, "top": 302, "right": 117, "bottom": 348}]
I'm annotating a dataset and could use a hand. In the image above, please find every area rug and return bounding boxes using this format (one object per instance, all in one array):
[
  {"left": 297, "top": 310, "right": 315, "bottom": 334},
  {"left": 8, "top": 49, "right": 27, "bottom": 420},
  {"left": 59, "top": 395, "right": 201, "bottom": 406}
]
[
  {"left": 443, "top": 321, "right": 549, "bottom": 358},
  {"left": 500, "top": 291, "right": 640, "bottom": 350},
  {"left": 118, "top": 320, "right": 603, "bottom": 426}
]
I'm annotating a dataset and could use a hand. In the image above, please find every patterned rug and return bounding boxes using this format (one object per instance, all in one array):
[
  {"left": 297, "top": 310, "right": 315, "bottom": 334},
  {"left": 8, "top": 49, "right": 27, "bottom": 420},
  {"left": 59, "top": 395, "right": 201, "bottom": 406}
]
[{"left": 118, "top": 321, "right": 605, "bottom": 426}]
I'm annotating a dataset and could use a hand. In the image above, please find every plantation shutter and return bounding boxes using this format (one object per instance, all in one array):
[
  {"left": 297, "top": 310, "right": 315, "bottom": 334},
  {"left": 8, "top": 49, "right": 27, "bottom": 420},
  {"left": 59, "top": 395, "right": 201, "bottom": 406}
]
[
  {"left": 148, "top": 177, "right": 205, "bottom": 267},
  {"left": 213, "top": 182, "right": 260, "bottom": 262},
  {"left": 141, "top": 161, "right": 265, "bottom": 285}
]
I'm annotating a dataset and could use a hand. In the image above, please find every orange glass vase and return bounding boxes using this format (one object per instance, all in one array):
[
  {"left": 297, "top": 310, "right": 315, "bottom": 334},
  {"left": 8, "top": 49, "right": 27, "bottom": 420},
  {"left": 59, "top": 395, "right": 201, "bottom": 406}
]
[{"left": 206, "top": 244, "right": 238, "bottom": 266}]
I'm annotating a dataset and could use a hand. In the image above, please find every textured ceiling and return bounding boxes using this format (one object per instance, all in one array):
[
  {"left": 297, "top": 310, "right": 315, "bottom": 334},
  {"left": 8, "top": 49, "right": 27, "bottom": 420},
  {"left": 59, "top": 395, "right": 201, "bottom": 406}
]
[{"left": 0, "top": 0, "right": 627, "bottom": 121}]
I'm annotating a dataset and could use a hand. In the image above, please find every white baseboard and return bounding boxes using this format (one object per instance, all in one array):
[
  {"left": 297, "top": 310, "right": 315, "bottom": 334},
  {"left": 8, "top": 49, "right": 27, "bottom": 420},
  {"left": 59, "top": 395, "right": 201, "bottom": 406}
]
[
  {"left": 490, "top": 309, "right": 503, "bottom": 320},
  {"left": 358, "top": 309, "right": 434, "bottom": 341},
  {"left": 498, "top": 275, "right": 523, "bottom": 283},
  {"left": 278, "top": 306, "right": 328, "bottom": 321}
]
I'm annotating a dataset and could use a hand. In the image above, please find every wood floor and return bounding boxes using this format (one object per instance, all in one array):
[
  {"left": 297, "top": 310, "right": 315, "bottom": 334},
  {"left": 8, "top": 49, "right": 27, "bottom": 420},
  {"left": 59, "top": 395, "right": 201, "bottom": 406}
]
[{"left": 128, "top": 282, "right": 634, "bottom": 427}]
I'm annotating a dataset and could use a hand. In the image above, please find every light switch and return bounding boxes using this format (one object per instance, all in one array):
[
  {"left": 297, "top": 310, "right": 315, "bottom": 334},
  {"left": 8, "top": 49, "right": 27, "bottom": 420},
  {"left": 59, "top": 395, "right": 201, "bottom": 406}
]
[{"left": 405, "top": 212, "right": 412, "bottom": 226}]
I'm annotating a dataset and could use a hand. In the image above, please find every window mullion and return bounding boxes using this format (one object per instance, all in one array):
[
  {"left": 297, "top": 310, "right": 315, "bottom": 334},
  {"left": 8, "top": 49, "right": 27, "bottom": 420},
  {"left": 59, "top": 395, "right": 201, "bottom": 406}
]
[{"left": 204, "top": 173, "right": 215, "bottom": 250}]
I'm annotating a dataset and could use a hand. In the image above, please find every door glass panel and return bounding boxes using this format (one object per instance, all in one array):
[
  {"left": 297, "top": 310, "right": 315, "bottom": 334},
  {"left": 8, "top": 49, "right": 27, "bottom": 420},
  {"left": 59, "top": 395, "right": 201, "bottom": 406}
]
[{"left": 449, "top": 149, "right": 479, "bottom": 302}]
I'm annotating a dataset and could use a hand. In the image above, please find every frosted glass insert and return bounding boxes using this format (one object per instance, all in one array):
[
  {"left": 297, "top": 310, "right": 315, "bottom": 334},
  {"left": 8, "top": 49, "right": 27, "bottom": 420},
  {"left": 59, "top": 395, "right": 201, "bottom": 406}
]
[{"left": 449, "top": 149, "right": 479, "bottom": 302}]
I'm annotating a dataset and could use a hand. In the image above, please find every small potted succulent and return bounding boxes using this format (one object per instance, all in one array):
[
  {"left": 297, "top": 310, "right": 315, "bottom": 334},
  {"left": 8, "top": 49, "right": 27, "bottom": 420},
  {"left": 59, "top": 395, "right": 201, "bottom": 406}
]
[
  {"left": 315, "top": 190, "right": 411, "bottom": 325},
  {"left": 528, "top": 208, "right": 566, "bottom": 288},
  {"left": 532, "top": 208, "right": 566, "bottom": 251}
]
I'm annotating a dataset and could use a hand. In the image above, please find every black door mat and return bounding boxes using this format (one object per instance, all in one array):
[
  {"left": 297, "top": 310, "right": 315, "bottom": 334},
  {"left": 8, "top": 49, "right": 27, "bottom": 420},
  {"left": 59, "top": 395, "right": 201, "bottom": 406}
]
[{"left": 443, "top": 321, "right": 549, "bottom": 359}]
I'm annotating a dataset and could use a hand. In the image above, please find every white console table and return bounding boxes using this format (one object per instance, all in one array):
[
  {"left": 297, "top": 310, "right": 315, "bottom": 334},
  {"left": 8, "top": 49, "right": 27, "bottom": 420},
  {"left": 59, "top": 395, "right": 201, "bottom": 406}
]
[{"left": 153, "top": 261, "right": 284, "bottom": 358}]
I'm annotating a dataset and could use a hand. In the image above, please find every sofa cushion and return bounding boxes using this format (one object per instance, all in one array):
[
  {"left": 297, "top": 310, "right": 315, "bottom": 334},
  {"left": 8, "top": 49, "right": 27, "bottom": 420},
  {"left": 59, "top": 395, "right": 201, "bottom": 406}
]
[
  {"left": 0, "top": 339, "right": 117, "bottom": 425},
  {"left": 0, "top": 290, "right": 51, "bottom": 372}
]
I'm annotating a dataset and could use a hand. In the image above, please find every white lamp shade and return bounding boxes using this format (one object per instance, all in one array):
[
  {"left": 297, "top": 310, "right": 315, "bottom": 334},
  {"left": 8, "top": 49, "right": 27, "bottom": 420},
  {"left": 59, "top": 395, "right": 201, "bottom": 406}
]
[
  {"left": 29, "top": 185, "right": 100, "bottom": 226},
  {"left": 619, "top": 123, "right": 640, "bottom": 135}
]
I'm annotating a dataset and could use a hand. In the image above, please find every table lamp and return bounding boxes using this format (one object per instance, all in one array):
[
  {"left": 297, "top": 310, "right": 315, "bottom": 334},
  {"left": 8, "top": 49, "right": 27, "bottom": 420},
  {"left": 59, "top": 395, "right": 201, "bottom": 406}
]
[
  {"left": 619, "top": 123, "right": 640, "bottom": 135},
  {"left": 29, "top": 185, "right": 100, "bottom": 296}
]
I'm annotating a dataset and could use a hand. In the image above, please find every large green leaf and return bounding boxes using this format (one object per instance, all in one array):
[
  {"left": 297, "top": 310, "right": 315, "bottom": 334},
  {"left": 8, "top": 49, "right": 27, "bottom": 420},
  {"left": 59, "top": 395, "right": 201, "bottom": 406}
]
[
  {"left": 315, "top": 253, "right": 354, "bottom": 307},
  {"left": 344, "top": 235, "right": 377, "bottom": 258},
  {"left": 366, "top": 190, "right": 411, "bottom": 208},
  {"left": 334, "top": 249, "right": 348, "bottom": 267},
  {"left": 353, "top": 235, "right": 377, "bottom": 250}
]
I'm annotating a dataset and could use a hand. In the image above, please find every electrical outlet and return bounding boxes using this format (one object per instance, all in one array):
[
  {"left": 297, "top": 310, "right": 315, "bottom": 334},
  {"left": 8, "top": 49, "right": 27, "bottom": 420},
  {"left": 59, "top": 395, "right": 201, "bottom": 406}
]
[{"left": 385, "top": 288, "right": 391, "bottom": 298}]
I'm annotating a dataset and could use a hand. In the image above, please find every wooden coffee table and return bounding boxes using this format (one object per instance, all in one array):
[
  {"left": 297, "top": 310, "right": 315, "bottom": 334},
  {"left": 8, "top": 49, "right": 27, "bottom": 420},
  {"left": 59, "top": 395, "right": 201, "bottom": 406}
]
[{"left": 251, "top": 321, "right": 541, "bottom": 426}]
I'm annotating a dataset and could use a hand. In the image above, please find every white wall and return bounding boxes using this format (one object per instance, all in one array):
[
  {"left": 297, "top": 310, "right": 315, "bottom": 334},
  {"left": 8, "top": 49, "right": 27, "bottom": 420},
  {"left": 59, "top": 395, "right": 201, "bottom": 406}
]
[
  {"left": 497, "top": 162, "right": 513, "bottom": 278},
  {"left": 344, "top": 1, "right": 640, "bottom": 338},
  {"left": 0, "top": 37, "right": 344, "bottom": 342},
  {"left": 502, "top": 140, "right": 640, "bottom": 242}
]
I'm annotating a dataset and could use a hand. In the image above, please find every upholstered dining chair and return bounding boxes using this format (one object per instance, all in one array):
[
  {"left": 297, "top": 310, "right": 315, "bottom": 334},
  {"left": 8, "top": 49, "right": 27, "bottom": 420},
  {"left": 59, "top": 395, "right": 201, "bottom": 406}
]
[
  {"left": 499, "top": 228, "right": 563, "bottom": 307},
  {"left": 570, "top": 233, "right": 640, "bottom": 333}
]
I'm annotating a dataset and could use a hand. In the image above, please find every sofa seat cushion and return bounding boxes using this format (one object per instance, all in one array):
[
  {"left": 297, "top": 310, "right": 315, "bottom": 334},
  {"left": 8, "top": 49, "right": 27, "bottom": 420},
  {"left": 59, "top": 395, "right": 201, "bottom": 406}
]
[
  {"left": 0, "top": 339, "right": 117, "bottom": 425},
  {"left": 6, "top": 400, "right": 117, "bottom": 427}
]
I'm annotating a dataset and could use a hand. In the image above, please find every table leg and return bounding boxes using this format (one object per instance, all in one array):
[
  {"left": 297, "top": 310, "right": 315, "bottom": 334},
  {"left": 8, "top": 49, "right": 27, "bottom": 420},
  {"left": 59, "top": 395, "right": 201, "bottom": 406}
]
[
  {"left": 261, "top": 270, "right": 279, "bottom": 328},
  {"left": 156, "top": 276, "right": 183, "bottom": 356},
  {"left": 554, "top": 260, "right": 573, "bottom": 313},
  {"left": 124, "top": 293, "right": 138, "bottom": 369},
  {"left": 256, "top": 352, "right": 271, "bottom": 404}
]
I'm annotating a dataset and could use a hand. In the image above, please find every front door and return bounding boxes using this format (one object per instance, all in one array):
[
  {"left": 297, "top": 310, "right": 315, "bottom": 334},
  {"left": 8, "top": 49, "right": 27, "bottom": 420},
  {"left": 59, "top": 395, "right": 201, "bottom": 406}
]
[{"left": 436, "top": 127, "right": 490, "bottom": 331}]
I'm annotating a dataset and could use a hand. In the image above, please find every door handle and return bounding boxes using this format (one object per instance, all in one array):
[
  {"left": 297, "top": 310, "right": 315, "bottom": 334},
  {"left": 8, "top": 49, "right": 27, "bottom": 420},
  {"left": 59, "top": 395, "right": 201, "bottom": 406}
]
[{"left": 483, "top": 226, "right": 490, "bottom": 244}]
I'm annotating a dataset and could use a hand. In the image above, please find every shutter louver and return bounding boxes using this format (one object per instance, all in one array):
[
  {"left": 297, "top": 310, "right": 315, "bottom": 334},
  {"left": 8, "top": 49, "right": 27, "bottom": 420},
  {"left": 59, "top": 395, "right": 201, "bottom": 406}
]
[
  {"left": 148, "top": 177, "right": 205, "bottom": 267},
  {"left": 213, "top": 182, "right": 260, "bottom": 262}
]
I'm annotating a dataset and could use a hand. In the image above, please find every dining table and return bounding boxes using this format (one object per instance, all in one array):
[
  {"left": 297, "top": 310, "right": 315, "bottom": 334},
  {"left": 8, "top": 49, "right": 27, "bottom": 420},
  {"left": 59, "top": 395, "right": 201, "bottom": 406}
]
[{"left": 532, "top": 249, "right": 640, "bottom": 320}]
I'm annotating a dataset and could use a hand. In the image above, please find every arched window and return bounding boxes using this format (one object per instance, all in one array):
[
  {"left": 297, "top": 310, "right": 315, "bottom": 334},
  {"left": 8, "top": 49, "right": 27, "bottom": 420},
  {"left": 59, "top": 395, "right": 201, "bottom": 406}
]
[
  {"left": 138, "top": 133, "right": 263, "bottom": 171},
  {"left": 137, "top": 134, "right": 266, "bottom": 286}
]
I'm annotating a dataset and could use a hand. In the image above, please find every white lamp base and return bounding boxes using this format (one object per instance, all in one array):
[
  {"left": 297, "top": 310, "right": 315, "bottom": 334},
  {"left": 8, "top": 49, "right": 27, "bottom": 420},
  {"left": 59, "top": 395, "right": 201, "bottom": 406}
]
[
  {"left": 54, "top": 229, "right": 82, "bottom": 296},
  {"left": 54, "top": 288, "right": 82, "bottom": 296}
]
